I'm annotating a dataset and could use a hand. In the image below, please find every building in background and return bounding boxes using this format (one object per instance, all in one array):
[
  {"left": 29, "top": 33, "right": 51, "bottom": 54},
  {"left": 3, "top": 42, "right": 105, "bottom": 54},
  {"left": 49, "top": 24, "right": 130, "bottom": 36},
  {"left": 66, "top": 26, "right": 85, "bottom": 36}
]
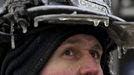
[
  {"left": 112, "top": 1, "right": 134, "bottom": 75},
  {"left": 112, "top": 0, "right": 134, "bottom": 21},
  {"left": 120, "top": 49, "right": 134, "bottom": 75}
]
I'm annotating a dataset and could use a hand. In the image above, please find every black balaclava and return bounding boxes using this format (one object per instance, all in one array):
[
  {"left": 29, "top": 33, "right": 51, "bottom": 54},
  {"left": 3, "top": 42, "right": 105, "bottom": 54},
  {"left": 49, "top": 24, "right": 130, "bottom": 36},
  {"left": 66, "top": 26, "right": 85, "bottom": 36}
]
[{"left": 1, "top": 25, "right": 111, "bottom": 75}]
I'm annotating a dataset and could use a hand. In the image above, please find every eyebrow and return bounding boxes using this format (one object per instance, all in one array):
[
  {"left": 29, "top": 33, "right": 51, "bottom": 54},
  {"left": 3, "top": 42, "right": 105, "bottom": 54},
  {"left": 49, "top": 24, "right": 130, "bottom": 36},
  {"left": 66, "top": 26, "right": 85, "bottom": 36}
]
[
  {"left": 92, "top": 44, "right": 102, "bottom": 50},
  {"left": 63, "top": 39, "right": 81, "bottom": 45},
  {"left": 63, "top": 39, "right": 102, "bottom": 50},
  {"left": 91, "top": 44, "right": 103, "bottom": 55}
]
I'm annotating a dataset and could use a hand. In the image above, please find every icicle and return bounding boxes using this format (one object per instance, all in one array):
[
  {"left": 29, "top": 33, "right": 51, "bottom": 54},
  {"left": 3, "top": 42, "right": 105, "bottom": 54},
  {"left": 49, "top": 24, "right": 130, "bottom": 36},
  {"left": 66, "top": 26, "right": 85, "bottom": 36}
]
[
  {"left": 10, "top": 22, "right": 15, "bottom": 49},
  {"left": 104, "top": 20, "right": 109, "bottom": 27},
  {"left": 19, "top": 20, "right": 28, "bottom": 33},
  {"left": 122, "top": 47, "right": 128, "bottom": 55},
  {"left": 110, "top": 52, "right": 114, "bottom": 62},
  {"left": 17, "top": 19, "right": 29, "bottom": 33},
  {"left": 11, "top": 34, "right": 15, "bottom": 49},
  {"left": 109, "top": 52, "right": 115, "bottom": 75},
  {"left": 93, "top": 20, "right": 100, "bottom": 27},
  {"left": 34, "top": 21, "right": 38, "bottom": 27},
  {"left": 72, "top": 11, "right": 77, "bottom": 15},
  {"left": 117, "top": 46, "right": 122, "bottom": 59},
  {"left": 110, "top": 70, "right": 116, "bottom": 75},
  {"left": 21, "top": 24, "right": 27, "bottom": 33}
]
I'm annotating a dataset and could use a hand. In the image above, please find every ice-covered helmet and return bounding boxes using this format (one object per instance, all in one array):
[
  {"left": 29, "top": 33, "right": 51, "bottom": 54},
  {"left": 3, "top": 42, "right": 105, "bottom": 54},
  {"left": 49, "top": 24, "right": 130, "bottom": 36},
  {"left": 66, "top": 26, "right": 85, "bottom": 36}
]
[{"left": 0, "top": 0, "right": 134, "bottom": 75}]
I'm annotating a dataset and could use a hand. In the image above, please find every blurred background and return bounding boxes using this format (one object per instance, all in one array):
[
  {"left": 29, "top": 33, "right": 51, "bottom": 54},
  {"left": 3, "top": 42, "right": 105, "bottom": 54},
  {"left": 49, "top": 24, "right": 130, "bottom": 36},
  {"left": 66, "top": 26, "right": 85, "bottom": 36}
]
[
  {"left": 0, "top": 0, "right": 134, "bottom": 75},
  {"left": 112, "top": 0, "right": 134, "bottom": 21},
  {"left": 112, "top": 0, "right": 134, "bottom": 75}
]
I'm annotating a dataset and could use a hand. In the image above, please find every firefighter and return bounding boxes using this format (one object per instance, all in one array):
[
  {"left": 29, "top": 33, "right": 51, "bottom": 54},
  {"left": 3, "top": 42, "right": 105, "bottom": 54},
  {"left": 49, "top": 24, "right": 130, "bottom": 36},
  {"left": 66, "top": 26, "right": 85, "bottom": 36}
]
[{"left": 0, "top": 0, "right": 131, "bottom": 75}]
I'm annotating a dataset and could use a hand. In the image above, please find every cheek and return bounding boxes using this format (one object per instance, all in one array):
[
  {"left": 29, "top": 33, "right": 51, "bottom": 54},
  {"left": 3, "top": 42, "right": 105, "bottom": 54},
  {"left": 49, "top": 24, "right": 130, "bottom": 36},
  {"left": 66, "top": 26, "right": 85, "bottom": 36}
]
[
  {"left": 40, "top": 64, "right": 79, "bottom": 75},
  {"left": 98, "top": 65, "right": 104, "bottom": 75}
]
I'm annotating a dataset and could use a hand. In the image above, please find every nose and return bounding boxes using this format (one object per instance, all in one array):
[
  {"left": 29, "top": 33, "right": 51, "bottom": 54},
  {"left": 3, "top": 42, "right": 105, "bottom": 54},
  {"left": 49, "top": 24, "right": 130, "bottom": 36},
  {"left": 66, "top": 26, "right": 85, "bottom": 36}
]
[{"left": 79, "top": 55, "right": 100, "bottom": 75}]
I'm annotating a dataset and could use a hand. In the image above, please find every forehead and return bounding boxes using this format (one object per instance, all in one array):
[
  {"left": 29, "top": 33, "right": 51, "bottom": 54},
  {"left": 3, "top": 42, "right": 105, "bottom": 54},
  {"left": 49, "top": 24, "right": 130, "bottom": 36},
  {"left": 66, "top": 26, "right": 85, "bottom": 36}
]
[
  {"left": 64, "top": 34, "right": 99, "bottom": 43},
  {"left": 62, "top": 34, "right": 102, "bottom": 49}
]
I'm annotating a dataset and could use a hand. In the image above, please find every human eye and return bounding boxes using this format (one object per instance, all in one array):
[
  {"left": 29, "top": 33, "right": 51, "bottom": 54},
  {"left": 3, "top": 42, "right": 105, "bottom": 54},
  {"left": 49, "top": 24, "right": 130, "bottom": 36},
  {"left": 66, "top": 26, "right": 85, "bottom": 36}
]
[
  {"left": 63, "top": 48, "right": 75, "bottom": 56},
  {"left": 62, "top": 47, "right": 79, "bottom": 60},
  {"left": 90, "top": 50, "right": 100, "bottom": 59}
]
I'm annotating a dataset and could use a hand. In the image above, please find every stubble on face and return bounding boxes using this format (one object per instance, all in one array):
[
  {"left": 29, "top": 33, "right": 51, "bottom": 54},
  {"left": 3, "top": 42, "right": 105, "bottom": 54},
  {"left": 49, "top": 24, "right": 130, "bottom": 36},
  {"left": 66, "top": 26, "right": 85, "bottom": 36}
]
[{"left": 40, "top": 34, "right": 104, "bottom": 75}]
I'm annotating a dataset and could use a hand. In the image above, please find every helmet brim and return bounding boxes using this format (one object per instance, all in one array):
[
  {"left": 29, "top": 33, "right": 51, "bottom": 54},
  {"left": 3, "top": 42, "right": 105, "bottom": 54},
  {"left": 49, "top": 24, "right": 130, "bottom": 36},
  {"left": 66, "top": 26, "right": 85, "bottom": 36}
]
[{"left": 27, "top": 5, "right": 125, "bottom": 22}]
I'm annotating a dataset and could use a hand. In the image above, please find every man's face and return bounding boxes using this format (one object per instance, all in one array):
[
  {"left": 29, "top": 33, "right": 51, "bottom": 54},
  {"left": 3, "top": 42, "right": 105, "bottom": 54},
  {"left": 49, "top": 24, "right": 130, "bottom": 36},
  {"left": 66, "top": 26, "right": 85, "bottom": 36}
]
[{"left": 40, "top": 34, "right": 104, "bottom": 75}]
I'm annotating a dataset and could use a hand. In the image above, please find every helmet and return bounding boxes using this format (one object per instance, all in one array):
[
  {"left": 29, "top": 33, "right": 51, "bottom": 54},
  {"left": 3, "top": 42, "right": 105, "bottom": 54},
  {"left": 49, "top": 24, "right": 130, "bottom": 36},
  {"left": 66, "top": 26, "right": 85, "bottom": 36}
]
[
  {"left": 0, "top": 0, "right": 134, "bottom": 75},
  {"left": 0, "top": 0, "right": 128, "bottom": 47}
]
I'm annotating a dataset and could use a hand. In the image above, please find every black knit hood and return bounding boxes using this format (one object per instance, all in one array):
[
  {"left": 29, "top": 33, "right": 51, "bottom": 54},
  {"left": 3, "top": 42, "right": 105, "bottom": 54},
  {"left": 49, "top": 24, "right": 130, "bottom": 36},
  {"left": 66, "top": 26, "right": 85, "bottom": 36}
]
[{"left": 1, "top": 25, "right": 111, "bottom": 75}]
